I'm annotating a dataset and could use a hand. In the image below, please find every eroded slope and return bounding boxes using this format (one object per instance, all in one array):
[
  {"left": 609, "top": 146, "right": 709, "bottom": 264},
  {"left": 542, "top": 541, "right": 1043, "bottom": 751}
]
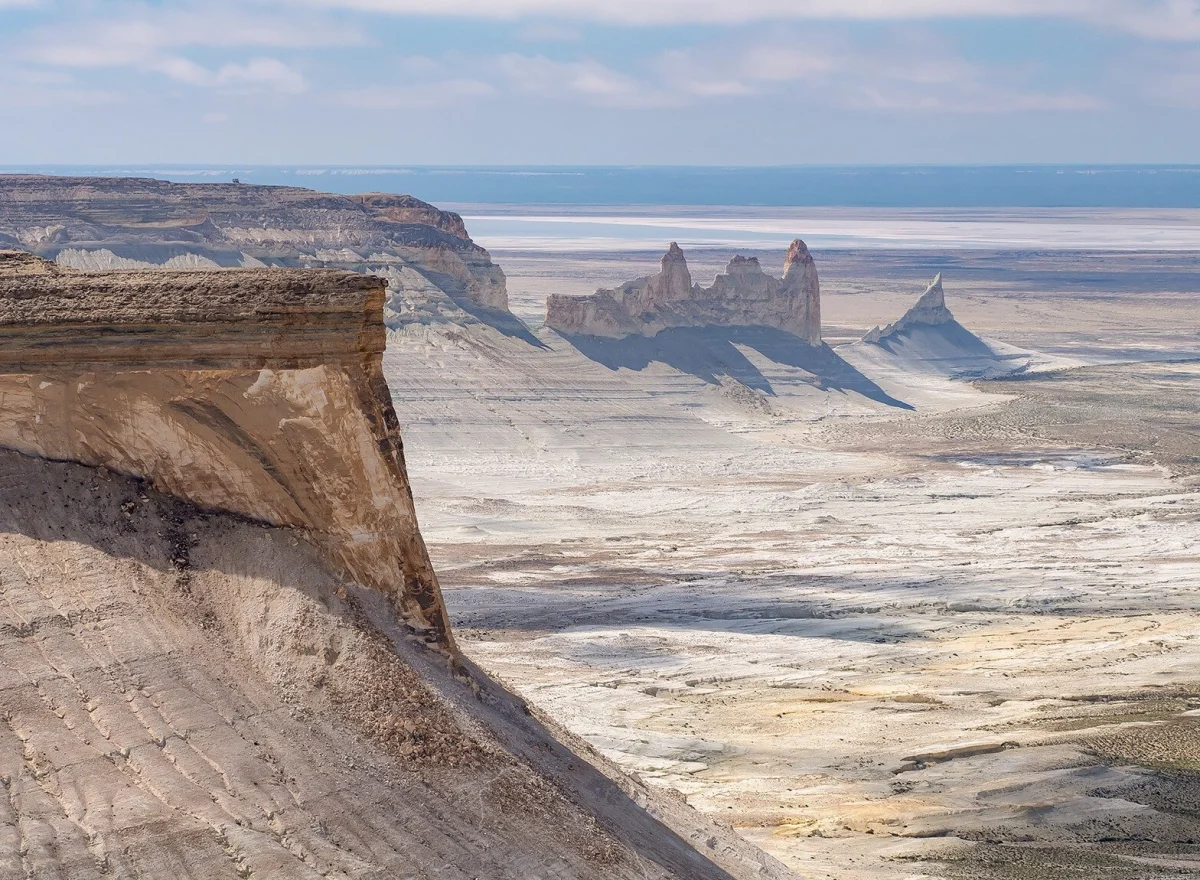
[
  {"left": 0, "top": 253, "right": 791, "bottom": 880},
  {"left": 0, "top": 450, "right": 749, "bottom": 878}
]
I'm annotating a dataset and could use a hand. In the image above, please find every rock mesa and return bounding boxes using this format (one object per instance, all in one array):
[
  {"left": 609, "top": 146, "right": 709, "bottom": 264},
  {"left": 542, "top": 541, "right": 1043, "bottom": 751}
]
[
  {"left": 0, "top": 174, "right": 510, "bottom": 329},
  {"left": 0, "top": 251, "right": 452, "bottom": 645},
  {"left": 545, "top": 240, "right": 821, "bottom": 344},
  {"left": 0, "top": 251, "right": 797, "bottom": 879}
]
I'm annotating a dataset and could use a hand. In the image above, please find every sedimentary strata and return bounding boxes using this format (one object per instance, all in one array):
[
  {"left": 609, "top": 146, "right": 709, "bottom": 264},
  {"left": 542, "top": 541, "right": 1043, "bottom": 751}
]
[
  {"left": 0, "top": 250, "right": 792, "bottom": 879},
  {"left": 0, "top": 250, "right": 453, "bottom": 644},
  {"left": 0, "top": 173, "right": 509, "bottom": 327},
  {"left": 545, "top": 240, "right": 821, "bottom": 344}
]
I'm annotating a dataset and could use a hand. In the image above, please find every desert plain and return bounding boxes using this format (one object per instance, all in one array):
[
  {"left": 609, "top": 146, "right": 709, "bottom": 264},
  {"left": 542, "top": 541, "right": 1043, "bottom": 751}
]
[{"left": 387, "top": 228, "right": 1200, "bottom": 879}]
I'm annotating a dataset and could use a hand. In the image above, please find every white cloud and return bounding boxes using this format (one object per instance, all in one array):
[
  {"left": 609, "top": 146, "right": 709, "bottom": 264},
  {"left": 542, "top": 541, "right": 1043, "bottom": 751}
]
[
  {"left": 261, "top": 0, "right": 1200, "bottom": 41},
  {"left": 215, "top": 58, "right": 307, "bottom": 92},
  {"left": 263, "top": 0, "right": 1073, "bottom": 21},
  {"left": 1099, "top": 0, "right": 1200, "bottom": 40},
  {"left": 650, "top": 33, "right": 1107, "bottom": 114},
  {"left": 84, "top": 52, "right": 309, "bottom": 92},
  {"left": 333, "top": 78, "right": 495, "bottom": 109},
  {"left": 344, "top": 32, "right": 1106, "bottom": 115},
  {"left": 26, "top": 6, "right": 360, "bottom": 66},
  {"left": 496, "top": 54, "right": 672, "bottom": 107},
  {"left": 20, "top": 4, "right": 328, "bottom": 94}
]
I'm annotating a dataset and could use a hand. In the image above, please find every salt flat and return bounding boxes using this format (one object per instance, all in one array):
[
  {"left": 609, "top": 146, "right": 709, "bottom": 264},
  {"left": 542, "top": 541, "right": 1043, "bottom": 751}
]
[{"left": 384, "top": 249, "right": 1200, "bottom": 879}]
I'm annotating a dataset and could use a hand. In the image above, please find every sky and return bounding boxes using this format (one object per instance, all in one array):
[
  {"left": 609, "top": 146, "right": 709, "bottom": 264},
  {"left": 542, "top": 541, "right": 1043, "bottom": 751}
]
[{"left": 1, "top": 0, "right": 1199, "bottom": 165}]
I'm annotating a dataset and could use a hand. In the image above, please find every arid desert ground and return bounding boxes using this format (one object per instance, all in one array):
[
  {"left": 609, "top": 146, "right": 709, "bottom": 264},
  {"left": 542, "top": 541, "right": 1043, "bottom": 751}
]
[{"left": 386, "top": 244, "right": 1200, "bottom": 879}]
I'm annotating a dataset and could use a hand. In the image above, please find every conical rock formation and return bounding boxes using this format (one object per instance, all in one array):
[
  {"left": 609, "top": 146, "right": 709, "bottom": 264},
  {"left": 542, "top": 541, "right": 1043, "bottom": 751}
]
[{"left": 863, "top": 273, "right": 953, "bottom": 343}]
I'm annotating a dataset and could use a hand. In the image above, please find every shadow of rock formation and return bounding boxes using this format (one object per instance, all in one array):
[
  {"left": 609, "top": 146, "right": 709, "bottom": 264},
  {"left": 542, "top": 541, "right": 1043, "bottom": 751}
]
[
  {"left": 862, "top": 273, "right": 1032, "bottom": 379},
  {"left": 559, "top": 325, "right": 914, "bottom": 410},
  {"left": 420, "top": 265, "right": 548, "bottom": 348}
]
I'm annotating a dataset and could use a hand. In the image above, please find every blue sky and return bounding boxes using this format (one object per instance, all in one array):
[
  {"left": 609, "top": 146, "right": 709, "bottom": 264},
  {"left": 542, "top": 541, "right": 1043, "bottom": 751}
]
[{"left": 1, "top": 0, "right": 1198, "bottom": 165}]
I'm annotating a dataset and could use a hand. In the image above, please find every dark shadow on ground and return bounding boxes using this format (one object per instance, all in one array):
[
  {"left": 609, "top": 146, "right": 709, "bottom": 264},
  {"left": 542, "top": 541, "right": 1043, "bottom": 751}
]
[
  {"left": 421, "top": 267, "right": 549, "bottom": 348},
  {"left": 0, "top": 447, "right": 754, "bottom": 880},
  {"left": 450, "top": 294, "right": 549, "bottom": 349},
  {"left": 867, "top": 321, "right": 1031, "bottom": 380},
  {"left": 872, "top": 319, "right": 997, "bottom": 359},
  {"left": 559, "top": 325, "right": 913, "bottom": 409},
  {"left": 443, "top": 572, "right": 928, "bottom": 646}
]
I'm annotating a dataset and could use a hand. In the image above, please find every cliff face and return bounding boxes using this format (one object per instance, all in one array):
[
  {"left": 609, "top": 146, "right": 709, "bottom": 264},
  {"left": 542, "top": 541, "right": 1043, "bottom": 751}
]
[
  {"left": 0, "top": 174, "right": 510, "bottom": 325},
  {"left": 0, "top": 251, "right": 452, "bottom": 645},
  {"left": 0, "top": 250, "right": 794, "bottom": 880},
  {"left": 545, "top": 240, "right": 821, "bottom": 344}
]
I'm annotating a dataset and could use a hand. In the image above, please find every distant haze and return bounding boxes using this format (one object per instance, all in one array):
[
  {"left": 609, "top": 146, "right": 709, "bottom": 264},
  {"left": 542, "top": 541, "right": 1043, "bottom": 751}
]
[{"left": 7, "top": 166, "right": 1200, "bottom": 208}]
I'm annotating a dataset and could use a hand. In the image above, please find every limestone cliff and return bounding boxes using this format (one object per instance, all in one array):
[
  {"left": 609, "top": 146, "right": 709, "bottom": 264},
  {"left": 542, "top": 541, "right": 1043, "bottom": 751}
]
[
  {"left": 862, "top": 273, "right": 953, "bottom": 343},
  {"left": 0, "top": 174, "right": 510, "bottom": 328},
  {"left": 0, "top": 251, "right": 796, "bottom": 880},
  {"left": 0, "top": 251, "right": 452, "bottom": 645},
  {"left": 545, "top": 240, "right": 821, "bottom": 344}
]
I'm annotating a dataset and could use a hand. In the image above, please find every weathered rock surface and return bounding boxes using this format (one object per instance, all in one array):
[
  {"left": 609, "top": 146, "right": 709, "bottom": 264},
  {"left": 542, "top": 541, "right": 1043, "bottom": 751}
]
[
  {"left": 0, "top": 252, "right": 795, "bottom": 880},
  {"left": 0, "top": 174, "right": 511, "bottom": 327},
  {"left": 862, "top": 272, "right": 953, "bottom": 343},
  {"left": 545, "top": 240, "right": 821, "bottom": 344},
  {"left": 0, "top": 251, "right": 452, "bottom": 643}
]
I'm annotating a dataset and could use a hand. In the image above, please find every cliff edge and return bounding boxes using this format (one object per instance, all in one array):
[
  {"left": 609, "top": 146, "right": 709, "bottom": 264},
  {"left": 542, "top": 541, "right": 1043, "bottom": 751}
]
[
  {"left": 0, "top": 250, "right": 452, "bottom": 643},
  {"left": 0, "top": 174, "right": 511, "bottom": 330},
  {"left": 545, "top": 240, "right": 821, "bottom": 345},
  {"left": 0, "top": 252, "right": 795, "bottom": 879}
]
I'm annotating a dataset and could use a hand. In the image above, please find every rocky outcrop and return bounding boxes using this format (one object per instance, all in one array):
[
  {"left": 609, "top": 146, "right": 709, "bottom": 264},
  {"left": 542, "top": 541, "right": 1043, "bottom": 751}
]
[
  {"left": 0, "top": 251, "right": 452, "bottom": 645},
  {"left": 862, "top": 273, "right": 953, "bottom": 343},
  {"left": 353, "top": 192, "right": 470, "bottom": 238},
  {"left": 0, "top": 174, "right": 510, "bottom": 326},
  {"left": 0, "top": 251, "right": 799, "bottom": 880},
  {"left": 545, "top": 240, "right": 821, "bottom": 344}
]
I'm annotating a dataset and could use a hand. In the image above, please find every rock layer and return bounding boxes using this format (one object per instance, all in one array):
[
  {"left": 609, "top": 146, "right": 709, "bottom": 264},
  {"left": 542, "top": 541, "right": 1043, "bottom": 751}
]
[
  {"left": 0, "top": 251, "right": 452, "bottom": 645},
  {"left": 0, "top": 251, "right": 796, "bottom": 880},
  {"left": 0, "top": 174, "right": 510, "bottom": 326},
  {"left": 545, "top": 240, "right": 821, "bottom": 344}
]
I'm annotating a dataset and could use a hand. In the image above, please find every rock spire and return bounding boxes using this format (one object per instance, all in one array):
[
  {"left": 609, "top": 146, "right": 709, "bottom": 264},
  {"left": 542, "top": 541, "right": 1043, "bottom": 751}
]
[{"left": 545, "top": 239, "right": 821, "bottom": 344}]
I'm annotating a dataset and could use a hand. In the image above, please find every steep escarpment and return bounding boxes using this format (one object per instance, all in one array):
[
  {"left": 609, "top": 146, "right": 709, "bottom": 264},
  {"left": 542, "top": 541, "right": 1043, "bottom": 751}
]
[
  {"left": 0, "top": 252, "right": 794, "bottom": 880},
  {"left": 0, "top": 250, "right": 453, "bottom": 644},
  {"left": 545, "top": 240, "right": 821, "bottom": 344},
  {"left": 0, "top": 173, "right": 510, "bottom": 327}
]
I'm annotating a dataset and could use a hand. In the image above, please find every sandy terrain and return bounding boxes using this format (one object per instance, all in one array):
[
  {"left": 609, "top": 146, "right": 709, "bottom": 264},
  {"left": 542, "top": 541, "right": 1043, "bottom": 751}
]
[{"left": 384, "top": 248, "right": 1200, "bottom": 879}]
